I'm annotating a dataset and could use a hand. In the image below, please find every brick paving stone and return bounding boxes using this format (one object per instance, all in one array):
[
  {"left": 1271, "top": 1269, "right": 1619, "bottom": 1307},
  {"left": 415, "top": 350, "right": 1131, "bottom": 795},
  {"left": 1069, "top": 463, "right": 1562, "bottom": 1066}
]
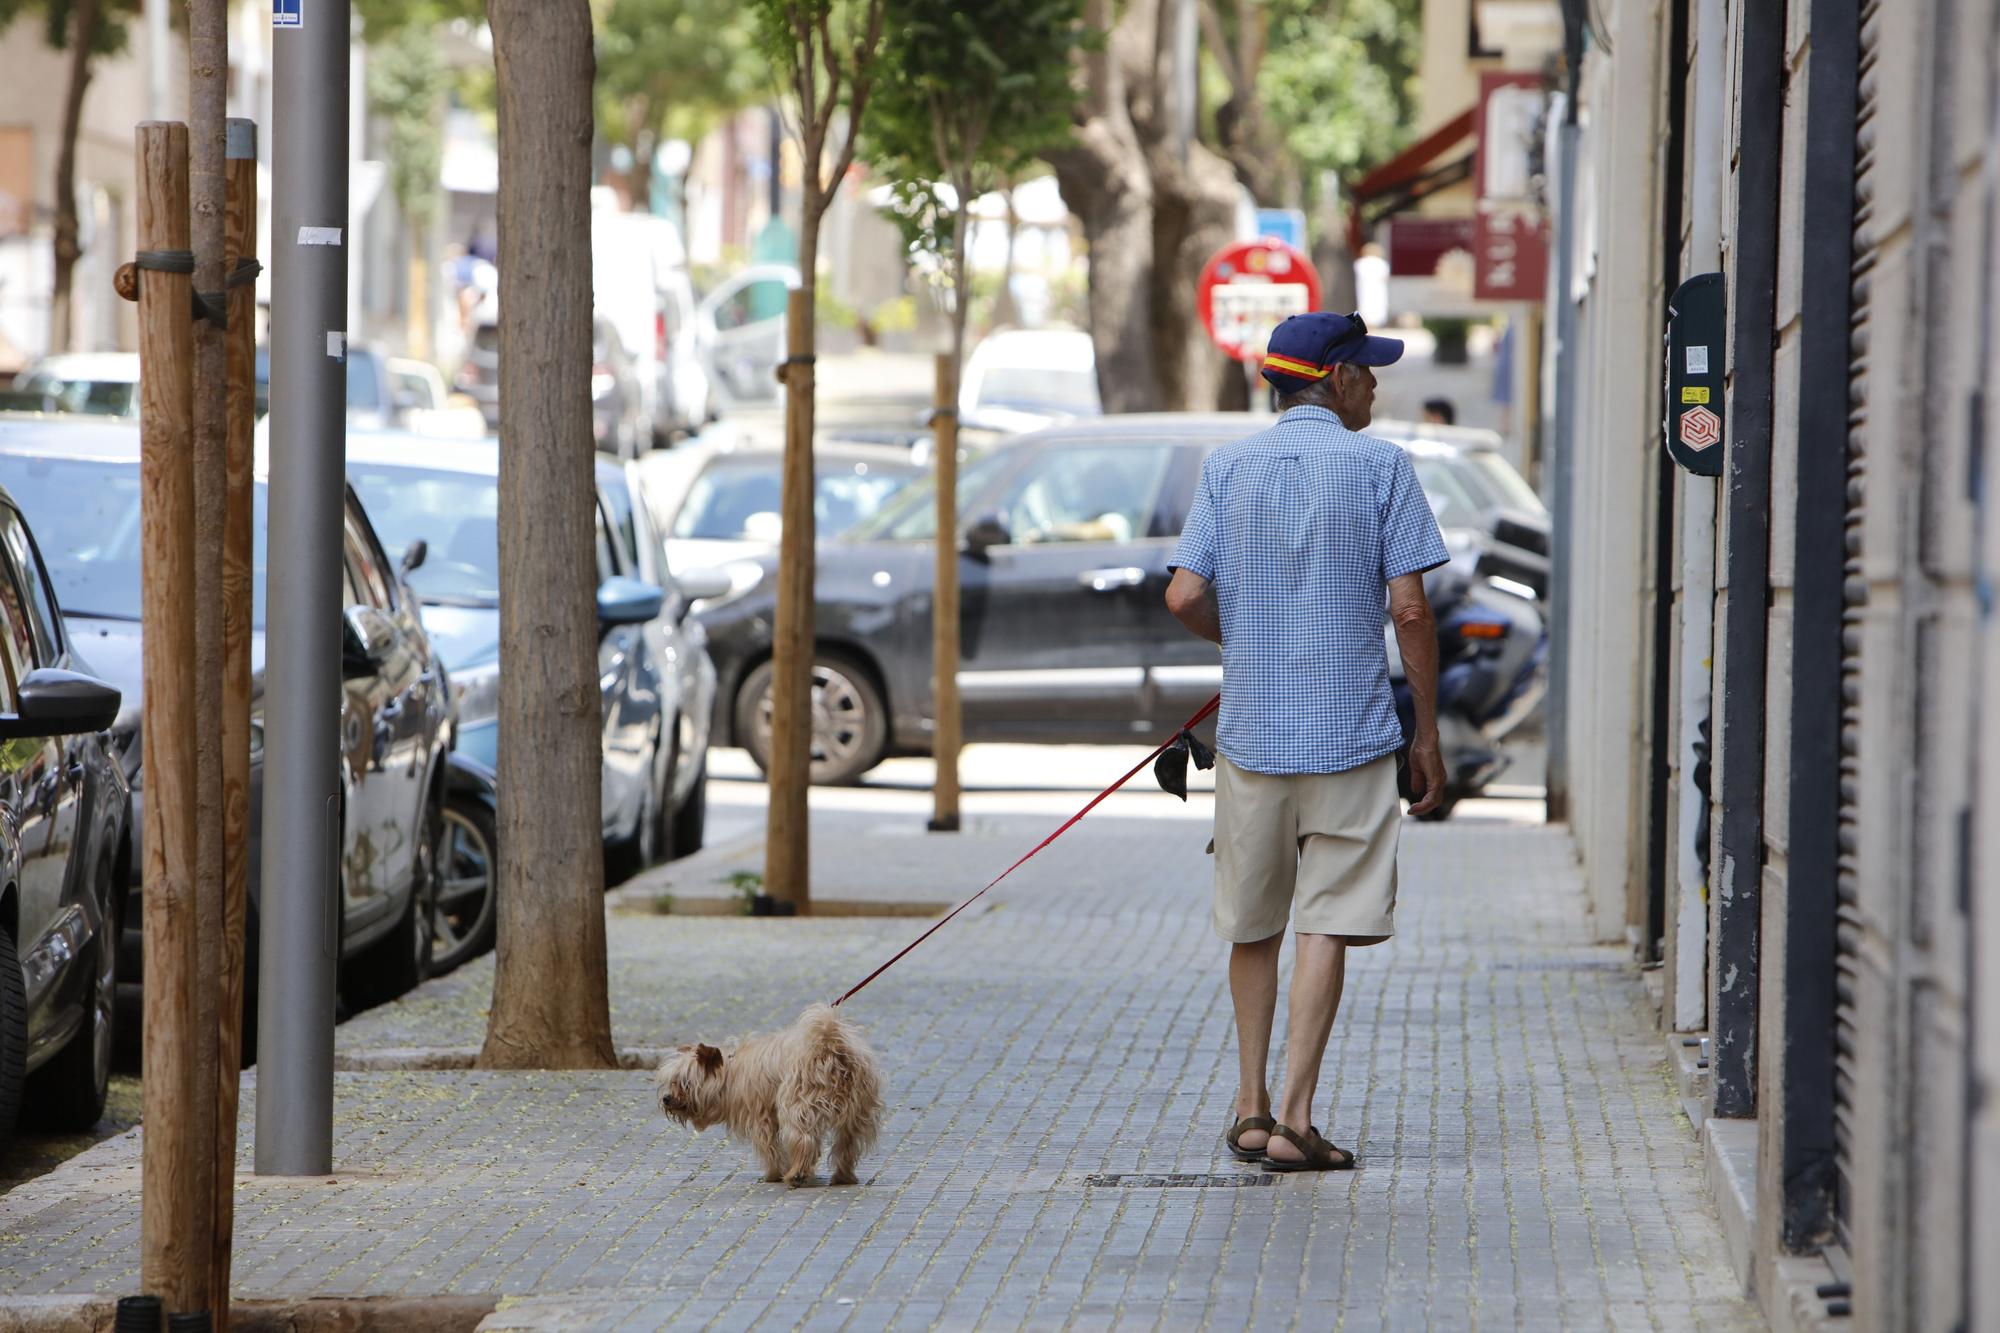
[{"left": 0, "top": 807, "right": 1761, "bottom": 1330}]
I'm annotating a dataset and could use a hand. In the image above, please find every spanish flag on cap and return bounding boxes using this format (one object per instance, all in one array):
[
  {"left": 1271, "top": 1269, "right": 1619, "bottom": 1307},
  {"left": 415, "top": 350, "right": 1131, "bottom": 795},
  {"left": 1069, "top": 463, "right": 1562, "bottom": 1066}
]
[{"left": 1260, "top": 312, "right": 1405, "bottom": 395}]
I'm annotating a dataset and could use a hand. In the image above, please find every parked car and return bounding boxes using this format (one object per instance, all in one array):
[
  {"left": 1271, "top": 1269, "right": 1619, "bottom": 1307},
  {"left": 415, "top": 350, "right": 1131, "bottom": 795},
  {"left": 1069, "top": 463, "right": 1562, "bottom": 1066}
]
[
  {"left": 383, "top": 356, "right": 488, "bottom": 438},
  {"left": 695, "top": 413, "right": 1544, "bottom": 786},
  {"left": 0, "top": 417, "right": 455, "bottom": 1024},
  {"left": 254, "top": 344, "right": 485, "bottom": 437},
  {"left": 697, "top": 264, "right": 798, "bottom": 404},
  {"left": 600, "top": 459, "right": 724, "bottom": 857},
  {"left": 638, "top": 428, "right": 922, "bottom": 583},
  {"left": 594, "top": 199, "right": 711, "bottom": 442},
  {"left": 1364, "top": 419, "right": 1551, "bottom": 598},
  {"left": 591, "top": 318, "right": 649, "bottom": 460},
  {"left": 957, "top": 328, "right": 1101, "bottom": 435},
  {"left": 8, "top": 354, "right": 141, "bottom": 418},
  {"left": 0, "top": 485, "right": 128, "bottom": 1148},
  {"left": 344, "top": 436, "right": 723, "bottom": 884}
]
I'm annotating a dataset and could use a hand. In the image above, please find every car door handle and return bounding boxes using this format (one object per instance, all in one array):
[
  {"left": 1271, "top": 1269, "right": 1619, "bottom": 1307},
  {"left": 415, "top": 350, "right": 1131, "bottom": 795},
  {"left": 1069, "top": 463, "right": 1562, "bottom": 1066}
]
[{"left": 1079, "top": 566, "right": 1146, "bottom": 592}]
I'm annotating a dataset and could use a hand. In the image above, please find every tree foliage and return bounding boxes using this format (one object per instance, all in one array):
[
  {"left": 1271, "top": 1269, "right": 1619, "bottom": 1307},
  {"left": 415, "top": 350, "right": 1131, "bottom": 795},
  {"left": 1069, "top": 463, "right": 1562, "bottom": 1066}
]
[
  {"left": 353, "top": 0, "right": 484, "bottom": 39},
  {"left": 595, "top": 0, "right": 765, "bottom": 175},
  {"left": 0, "top": 0, "right": 132, "bottom": 54},
  {"left": 867, "top": 0, "right": 1086, "bottom": 357},
  {"left": 1255, "top": 0, "right": 1422, "bottom": 190},
  {"left": 368, "top": 25, "right": 455, "bottom": 233}
]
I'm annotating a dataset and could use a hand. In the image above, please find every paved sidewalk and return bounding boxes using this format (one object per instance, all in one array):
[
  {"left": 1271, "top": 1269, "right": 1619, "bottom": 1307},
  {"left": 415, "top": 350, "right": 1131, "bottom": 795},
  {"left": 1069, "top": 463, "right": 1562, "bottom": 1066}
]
[{"left": 0, "top": 795, "right": 1759, "bottom": 1331}]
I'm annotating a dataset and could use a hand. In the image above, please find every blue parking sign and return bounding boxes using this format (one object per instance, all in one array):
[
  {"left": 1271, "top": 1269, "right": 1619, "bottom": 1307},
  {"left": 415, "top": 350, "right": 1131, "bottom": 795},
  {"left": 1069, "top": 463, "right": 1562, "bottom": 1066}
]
[
  {"left": 1255, "top": 208, "right": 1306, "bottom": 252},
  {"left": 273, "top": 0, "right": 301, "bottom": 28}
]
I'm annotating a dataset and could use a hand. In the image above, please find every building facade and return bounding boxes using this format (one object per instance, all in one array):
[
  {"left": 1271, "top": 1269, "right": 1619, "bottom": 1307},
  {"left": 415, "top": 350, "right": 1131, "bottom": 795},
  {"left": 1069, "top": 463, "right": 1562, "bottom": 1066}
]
[{"left": 1544, "top": 0, "right": 1999, "bottom": 1327}]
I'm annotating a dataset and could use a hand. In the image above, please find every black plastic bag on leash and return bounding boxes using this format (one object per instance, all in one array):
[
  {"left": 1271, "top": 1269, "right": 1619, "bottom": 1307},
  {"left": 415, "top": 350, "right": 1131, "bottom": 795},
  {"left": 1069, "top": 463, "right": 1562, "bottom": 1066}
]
[{"left": 1153, "top": 727, "right": 1216, "bottom": 800}]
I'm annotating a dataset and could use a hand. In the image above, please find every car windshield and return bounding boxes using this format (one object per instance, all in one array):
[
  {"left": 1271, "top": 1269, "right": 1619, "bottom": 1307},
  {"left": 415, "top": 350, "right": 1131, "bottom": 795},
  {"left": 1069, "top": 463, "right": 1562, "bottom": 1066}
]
[
  {"left": 0, "top": 453, "right": 270, "bottom": 627},
  {"left": 346, "top": 464, "right": 500, "bottom": 604},
  {"left": 850, "top": 449, "right": 1013, "bottom": 542},
  {"left": 1407, "top": 454, "right": 1487, "bottom": 531},
  {"left": 16, "top": 373, "right": 134, "bottom": 417},
  {"left": 674, "top": 456, "right": 918, "bottom": 541},
  {"left": 1468, "top": 450, "right": 1546, "bottom": 514},
  {"left": 972, "top": 366, "right": 1100, "bottom": 415}
]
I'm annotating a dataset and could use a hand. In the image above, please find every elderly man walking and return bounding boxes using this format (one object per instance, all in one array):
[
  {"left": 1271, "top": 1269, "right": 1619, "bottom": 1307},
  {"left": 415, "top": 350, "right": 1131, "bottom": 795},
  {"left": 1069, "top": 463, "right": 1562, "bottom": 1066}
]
[{"left": 1165, "top": 312, "right": 1449, "bottom": 1171}]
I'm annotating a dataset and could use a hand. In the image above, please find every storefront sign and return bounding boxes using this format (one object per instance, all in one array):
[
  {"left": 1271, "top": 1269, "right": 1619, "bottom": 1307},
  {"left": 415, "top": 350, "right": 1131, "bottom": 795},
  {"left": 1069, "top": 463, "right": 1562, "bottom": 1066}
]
[{"left": 1473, "top": 72, "right": 1549, "bottom": 301}]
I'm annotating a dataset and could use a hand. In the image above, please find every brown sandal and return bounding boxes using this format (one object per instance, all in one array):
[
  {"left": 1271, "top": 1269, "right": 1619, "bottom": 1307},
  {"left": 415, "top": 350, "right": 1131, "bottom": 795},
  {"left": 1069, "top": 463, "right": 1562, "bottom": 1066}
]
[
  {"left": 1225, "top": 1115, "right": 1275, "bottom": 1161},
  {"left": 1261, "top": 1123, "right": 1355, "bottom": 1172}
]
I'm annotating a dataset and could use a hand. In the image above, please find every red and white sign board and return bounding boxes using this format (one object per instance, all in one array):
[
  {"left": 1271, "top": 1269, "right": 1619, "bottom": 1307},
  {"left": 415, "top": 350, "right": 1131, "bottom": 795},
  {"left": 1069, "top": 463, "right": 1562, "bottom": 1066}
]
[
  {"left": 1197, "top": 238, "right": 1322, "bottom": 364},
  {"left": 1473, "top": 71, "right": 1550, "bottom": 302}
]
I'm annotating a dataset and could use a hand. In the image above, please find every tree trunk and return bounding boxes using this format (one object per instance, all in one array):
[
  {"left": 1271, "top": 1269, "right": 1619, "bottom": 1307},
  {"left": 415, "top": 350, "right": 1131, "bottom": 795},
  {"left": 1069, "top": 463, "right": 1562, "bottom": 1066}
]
[
  {"left": 407, "top": 224, "right": 431, "bottom": 361},
  {"left": 990, "top": 186, "right": 1021, "bottom": 331},
  {"left": 1145, "top": 139, "right": 1239, "bottom": 410},
  {"left": 50, "top": 0, "right": 101, "bottom": 354},
  {"left": 1312, "top": 178, "right": 1358, "bottom": 314},
  {"left": 1050, "top": 126, "right": 1160, "bottom": 412},
  {"left": 763, "top": 200, "right": 819, "bottom": 907},
  {"left": 479, "top": 0, "right": 616, "bottom": 1071},
  {"left": 187, "top": 0, "right": 229, "bottom": 1318}
]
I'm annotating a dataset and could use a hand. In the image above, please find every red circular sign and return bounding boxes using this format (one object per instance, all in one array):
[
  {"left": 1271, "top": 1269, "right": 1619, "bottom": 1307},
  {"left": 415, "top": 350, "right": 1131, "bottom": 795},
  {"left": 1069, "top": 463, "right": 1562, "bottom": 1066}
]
[{"left": 1196, "top": 238, "right": 1322, "bottom": 364}]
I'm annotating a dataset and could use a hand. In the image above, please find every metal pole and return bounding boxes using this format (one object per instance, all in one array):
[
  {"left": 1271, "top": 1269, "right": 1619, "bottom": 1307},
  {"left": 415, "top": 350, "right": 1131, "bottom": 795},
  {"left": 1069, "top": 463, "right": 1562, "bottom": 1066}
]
[
  {"left": 1543, "top": 111, "right": 1579, "bottom": 824},
  {"left": 257, "top": 0, "right": 349, "bottom": 1176}
]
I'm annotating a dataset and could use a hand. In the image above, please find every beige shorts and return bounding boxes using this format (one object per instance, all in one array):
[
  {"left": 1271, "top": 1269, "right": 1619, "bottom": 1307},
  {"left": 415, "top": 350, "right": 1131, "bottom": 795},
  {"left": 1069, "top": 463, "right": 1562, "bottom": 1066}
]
[{"left": 1210, "top": 753, "right": 1401, "bottom": 944}]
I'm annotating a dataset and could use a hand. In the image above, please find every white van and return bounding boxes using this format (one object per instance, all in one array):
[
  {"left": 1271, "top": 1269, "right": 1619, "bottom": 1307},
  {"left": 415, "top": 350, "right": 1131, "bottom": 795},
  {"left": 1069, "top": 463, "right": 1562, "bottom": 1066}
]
[{"left": 591, "top": 196, "right": 712, "bottom": 444}]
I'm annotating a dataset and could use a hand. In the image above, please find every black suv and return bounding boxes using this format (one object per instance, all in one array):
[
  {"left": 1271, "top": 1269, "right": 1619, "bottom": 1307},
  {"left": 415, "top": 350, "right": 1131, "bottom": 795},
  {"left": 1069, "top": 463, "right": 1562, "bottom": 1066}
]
[{"left": 0, "top": 484, "right": 127, "bottom": 1148}]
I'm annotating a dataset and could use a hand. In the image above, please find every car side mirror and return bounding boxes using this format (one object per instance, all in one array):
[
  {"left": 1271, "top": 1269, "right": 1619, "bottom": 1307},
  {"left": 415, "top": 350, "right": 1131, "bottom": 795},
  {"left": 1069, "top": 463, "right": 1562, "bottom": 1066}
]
[
  {"left": 963, "top": 513, "right": 1010, "bottom": 559},
  {"left": 597, "top": 575, "right": 665, "bottom": 629},
  {"left": 342, "top": 604, "right": 397, "bottom": 680},
  {"left": 399, "top": 538, "right": 428, "bottom": 580},
  {"left": 0, "top": 668, "right": 121, "bottom": 739},
  {"left": 675, "top": 566, "right": 732, "bottom": 607}
]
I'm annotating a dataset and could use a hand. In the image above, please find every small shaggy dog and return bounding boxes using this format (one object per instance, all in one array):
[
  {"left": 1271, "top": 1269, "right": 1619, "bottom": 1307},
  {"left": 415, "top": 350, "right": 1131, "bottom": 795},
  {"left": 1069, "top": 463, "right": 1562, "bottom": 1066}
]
[{"left": 654, "top": 1003, "right": 884, "bottom": 1186}]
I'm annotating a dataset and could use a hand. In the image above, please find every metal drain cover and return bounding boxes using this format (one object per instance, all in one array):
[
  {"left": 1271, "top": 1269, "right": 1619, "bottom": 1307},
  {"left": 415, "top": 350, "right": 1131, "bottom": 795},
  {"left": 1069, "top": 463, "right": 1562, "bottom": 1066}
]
[{"left": 1083, "top": 1173, "right": 1279, "bottom": 1188}]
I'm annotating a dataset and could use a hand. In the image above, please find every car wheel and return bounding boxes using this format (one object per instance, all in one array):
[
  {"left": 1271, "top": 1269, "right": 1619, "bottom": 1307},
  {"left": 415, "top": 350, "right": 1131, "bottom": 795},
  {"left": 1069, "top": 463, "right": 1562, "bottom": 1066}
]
[
  {"left": 343, "top": 794, "right": 438, "bottom": 1009},
  {"left": 0, "top": 919, "right": 25, "bottom": 1150},
  {"left": 431, "top": 794, "right": 498, "bottom": 973},
  {"left": 736, "top": 653, "right": 888, "bottom": 787},
  {"left": 671, "top": 747, "right": 708, "bottom": 859},
  {"left": 22, "top": 857, "right": 118, "bottom": 1131}
]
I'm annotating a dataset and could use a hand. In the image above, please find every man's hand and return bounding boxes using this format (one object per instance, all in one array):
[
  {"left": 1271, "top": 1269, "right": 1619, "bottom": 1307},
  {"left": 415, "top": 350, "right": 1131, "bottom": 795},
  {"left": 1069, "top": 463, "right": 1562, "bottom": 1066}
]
[{"left": 1406, "top": 734, "right": 1447, "bottom": 816}]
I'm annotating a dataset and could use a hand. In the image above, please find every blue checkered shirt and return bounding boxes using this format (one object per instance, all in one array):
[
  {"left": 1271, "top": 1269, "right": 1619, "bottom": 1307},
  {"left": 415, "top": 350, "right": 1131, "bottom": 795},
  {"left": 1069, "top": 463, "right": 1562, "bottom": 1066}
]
[{"left": 1170, "top": 406, "right": 1450, "bottom": 775}]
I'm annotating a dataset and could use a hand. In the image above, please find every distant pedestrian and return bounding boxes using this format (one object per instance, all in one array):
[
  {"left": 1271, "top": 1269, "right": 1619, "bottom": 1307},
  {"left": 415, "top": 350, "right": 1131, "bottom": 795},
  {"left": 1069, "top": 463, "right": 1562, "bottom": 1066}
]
[
  {"left": 1422, "top": 396, "right": 1456, "bottom": 425},
  {"left": 1165, "top": 312, "right": 1448, "bottom": 1171}
]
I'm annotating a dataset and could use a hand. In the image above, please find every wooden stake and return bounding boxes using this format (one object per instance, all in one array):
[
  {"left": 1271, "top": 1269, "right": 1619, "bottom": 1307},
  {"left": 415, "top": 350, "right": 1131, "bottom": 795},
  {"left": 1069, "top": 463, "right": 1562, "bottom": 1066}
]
[
  {"left": 137, "top": 118, "right": 213, "bottom": 1315},
  {"left": 763, "top": 288, "right": 814, "bottom": 908},
  {"left": 209, "top": 119, "right": 257, "bottom": 1331},
  {"left": 929, "top": 353, "right": 962, "bottom": 833}
]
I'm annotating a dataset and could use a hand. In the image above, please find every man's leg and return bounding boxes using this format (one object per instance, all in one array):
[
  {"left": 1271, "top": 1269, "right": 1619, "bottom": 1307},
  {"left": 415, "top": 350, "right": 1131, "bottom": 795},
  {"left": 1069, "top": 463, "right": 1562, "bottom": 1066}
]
[
  {"left": 1267, "top": 932, "right": 1349, "bottom": 1162},
  {"left": 1228, "top": 931, "right": 1283, "bottom": 1149}
]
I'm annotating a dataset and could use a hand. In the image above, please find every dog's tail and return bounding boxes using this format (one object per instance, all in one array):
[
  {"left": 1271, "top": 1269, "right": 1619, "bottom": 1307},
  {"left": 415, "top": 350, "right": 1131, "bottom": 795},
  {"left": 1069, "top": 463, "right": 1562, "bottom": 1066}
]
[{"left": 795, "top": 1003, "right": 883, "bottom": 1153}]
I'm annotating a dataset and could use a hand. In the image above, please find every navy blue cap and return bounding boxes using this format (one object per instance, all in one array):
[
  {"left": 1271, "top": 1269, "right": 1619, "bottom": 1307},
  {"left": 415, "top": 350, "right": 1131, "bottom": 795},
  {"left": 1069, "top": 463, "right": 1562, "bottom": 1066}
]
[{"left": 1260, "top": 312, "right": 1404, "bottom": 393}]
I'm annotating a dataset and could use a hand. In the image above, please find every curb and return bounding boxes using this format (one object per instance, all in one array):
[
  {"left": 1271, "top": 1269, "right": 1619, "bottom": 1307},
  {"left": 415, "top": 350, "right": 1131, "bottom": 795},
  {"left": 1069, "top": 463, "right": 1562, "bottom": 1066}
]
[
  {"left": 0, "top": 1295, "right": 497, "bottom": 1333},
  {"left": 331, "top": 1048, "right": 672, "bottom": 1073}
]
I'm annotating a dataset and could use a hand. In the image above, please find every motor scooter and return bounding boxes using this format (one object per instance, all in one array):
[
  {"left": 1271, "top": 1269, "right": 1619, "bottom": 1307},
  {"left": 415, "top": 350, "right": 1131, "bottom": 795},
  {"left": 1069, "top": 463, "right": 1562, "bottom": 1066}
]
[{"left": 1388, "top": 561, "right": 1548, "bottom": 820}]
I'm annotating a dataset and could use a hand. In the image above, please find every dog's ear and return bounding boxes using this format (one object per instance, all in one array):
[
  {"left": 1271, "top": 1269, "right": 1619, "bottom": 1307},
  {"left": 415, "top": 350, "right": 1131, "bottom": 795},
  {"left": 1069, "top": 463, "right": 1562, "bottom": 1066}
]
[{"left": 694, "top": 1043, "right": 723, "bottom": 1074}]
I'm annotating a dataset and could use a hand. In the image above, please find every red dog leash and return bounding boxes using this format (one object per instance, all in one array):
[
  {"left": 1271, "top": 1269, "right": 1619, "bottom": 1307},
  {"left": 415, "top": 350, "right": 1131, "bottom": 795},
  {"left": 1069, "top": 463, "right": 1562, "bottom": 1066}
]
[{"left": 832, "top": 693, "right": 1222, "bottom": 1006}]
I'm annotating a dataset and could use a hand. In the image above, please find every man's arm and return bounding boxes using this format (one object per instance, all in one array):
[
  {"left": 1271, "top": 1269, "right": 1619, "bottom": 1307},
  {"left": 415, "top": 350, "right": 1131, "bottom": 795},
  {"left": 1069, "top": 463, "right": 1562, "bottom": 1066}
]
[
  {"left": 1388, "top": 571, "right": 1446, "bottom": 815},
  {"left": 1165, "top": 567, "right": 1222, "bottom": 645}
]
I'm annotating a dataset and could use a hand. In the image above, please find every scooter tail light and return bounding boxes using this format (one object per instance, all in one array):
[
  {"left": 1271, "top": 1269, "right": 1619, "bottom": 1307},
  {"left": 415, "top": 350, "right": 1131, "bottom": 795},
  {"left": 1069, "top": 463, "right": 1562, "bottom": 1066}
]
[{"left": 1458, "top": 622, "right": 1508, "bottom": 639}]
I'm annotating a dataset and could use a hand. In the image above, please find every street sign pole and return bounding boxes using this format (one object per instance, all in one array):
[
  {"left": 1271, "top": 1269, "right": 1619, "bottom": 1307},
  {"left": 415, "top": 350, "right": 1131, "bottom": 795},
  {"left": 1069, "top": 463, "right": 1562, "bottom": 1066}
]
[{"left": 257, "top": 0, "right": 349, "bottom": 1176}]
